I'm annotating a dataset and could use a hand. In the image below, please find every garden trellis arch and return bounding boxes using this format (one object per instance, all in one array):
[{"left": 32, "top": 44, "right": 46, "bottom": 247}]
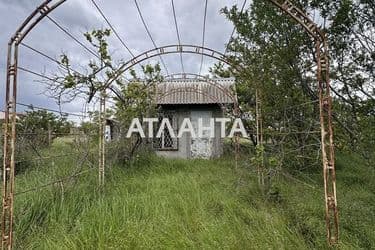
[{"left": 2, "top": 0, "right": 338, "bottom": 248}]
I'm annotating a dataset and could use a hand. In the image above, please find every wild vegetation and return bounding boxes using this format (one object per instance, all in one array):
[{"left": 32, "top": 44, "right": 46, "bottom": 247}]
[
  {"left": 217, "top": 0, "right": 374, "bottom": 166},
  {"left": 11, "top": 140, "right": 375, "bottom": 249},
  {"left": 1, "top": 0, "right": 374, "bottom": 248}
]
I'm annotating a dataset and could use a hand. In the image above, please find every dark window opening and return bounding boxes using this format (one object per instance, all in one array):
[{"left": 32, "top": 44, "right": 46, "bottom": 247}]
[{"left": 153, "top": 111, "right": 178, "bottom": 150}]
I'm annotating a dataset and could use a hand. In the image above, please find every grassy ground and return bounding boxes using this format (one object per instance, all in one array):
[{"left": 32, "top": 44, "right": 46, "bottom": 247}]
[{"left": 9, "top": 140, "right": 375, "bottom": 249}]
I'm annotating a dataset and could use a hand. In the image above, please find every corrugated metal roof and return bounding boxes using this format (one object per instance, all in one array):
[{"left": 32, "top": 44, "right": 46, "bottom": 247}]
[{"left": 156, "top": 78, "right": 236, "bottom": 105}]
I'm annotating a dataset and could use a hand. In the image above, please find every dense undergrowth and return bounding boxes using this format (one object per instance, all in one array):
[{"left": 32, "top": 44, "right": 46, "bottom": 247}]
[{"left": 8, "top": 140, "right": 375, "bottom": 249}]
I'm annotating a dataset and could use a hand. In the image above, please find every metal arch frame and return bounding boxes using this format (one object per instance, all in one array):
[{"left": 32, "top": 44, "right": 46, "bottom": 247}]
[
  {"left": 2, "top": 1, "right": 67, "bottom": 249},
  {"left": 2, "top": 0, "right": 338, "bottom": 248},
  {"left": 102, "top": 44, "right": 232, "bottom": 90},
  {"left": 269, "top": 0, "right": 338, "bottom": 245}
]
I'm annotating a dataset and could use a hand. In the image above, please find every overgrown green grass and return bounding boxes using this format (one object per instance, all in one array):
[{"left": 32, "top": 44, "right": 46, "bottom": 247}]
[{"left": 10, "top": 141, "right": 375, "bottom": 249}]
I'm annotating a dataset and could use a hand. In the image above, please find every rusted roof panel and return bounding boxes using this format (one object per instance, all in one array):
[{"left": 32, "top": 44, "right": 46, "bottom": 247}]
[{"left": 156, "top": 78, "right": 236, "bottom": 105}]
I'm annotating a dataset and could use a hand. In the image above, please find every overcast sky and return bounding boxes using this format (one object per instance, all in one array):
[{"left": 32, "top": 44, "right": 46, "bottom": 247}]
[{"left": 0, "top": 0, "right": 244, "bottom": 122}]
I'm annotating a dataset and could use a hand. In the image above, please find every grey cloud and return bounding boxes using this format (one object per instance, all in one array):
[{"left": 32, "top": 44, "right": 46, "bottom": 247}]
[{"left": 0, "top": 0, "right": 243, "bottom": 116}]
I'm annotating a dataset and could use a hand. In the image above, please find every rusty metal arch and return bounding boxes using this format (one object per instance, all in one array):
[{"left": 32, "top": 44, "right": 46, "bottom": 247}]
[
  {"left": 269, "top": 1, "right": 338, "bottom": 245},
  {"left": 2, "top": 0, "right": 338, "bottom": 248},
  {"left": 102, "top": 44, "right": 232, "bottom": 89}
]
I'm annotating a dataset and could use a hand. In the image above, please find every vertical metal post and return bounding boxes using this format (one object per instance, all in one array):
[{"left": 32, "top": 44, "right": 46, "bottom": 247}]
[
  {"left": 98, "top": 90, "right": 106, "bottom": 186},
  {"left": 317, "top": 38, "right": 339, "bottom": 245},
  {"left": 233, "top": 101, "right": 240, "bottom": 169},
  {"left": 48, "top": 123, "right": 52, "bottom": 146},
  {"left": 255, "top": 89, "right": 264, "bottom": 187},
  {"left": 267, "top": 1, "right": 339, "bottom": 244},
  {"left": 2, "top": 38, "right": 19, "bottom": 250}
]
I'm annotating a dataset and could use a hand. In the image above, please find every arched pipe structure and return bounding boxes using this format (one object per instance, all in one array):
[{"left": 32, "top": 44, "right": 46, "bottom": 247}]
[
  {"left": 269, "top": 1, "right": 338, "bottom": 245},
  {"left": 97, "top": 40, "right": 338, "bottom": 245},
  {"left": 102, "top": 44, "right": 231, "bottom": 90},
  {"left": 2, "top": 0, "right": 338, "bottom": 248}
]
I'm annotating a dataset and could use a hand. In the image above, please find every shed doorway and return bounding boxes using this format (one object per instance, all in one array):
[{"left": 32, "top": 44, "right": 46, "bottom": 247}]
[{"left": 191, "top": 110, "right": 213, "bottom": 159}]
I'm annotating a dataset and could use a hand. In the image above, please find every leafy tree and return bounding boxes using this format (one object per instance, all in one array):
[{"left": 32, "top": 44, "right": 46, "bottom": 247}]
[
  {"left": 12, "top": 110, "right": 73, "bottom": 173},
  {"left": 312, "top": 0, "right": 375, "bottom": 163},
  {"left": 222, "top": 0, "right": 374, "bottom": 169},
  {"left": 222, "top": 1, "right": 320, "bottom": 172},
  {"left": 42, "top": 28, "right": 164, "bottom": 164},
  {"left": 109, "top": 63, "right": 162, "bottom": 163},
  {"left": 17, "top": 110, "right": 72, "bottom": 149},
  {"left": 18, "top": 110, "right": 72, "bottom": 135},
  {"left": 114, "top": 63, "right": 162, "bottom": 126},
  {"left": 44, "top": 29, "right": 122, "bottom": 104}
]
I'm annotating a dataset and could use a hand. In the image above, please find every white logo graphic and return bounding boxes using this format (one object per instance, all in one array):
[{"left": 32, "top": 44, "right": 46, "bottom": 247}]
[{"left": 126, "top": 118, "right": 248, "bottom": 138}]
